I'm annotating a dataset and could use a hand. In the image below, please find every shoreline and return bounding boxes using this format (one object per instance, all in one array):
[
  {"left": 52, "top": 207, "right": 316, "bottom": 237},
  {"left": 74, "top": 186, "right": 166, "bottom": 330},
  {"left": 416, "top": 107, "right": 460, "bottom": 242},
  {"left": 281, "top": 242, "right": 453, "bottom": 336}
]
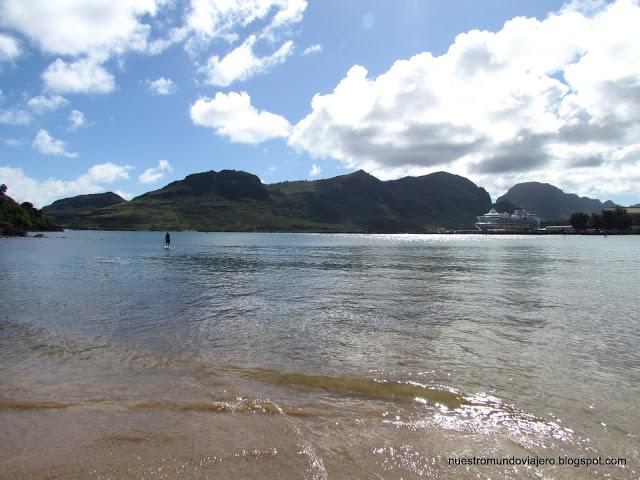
[{"left": 7, "top": 228, "right": 637, "bottom": 236}]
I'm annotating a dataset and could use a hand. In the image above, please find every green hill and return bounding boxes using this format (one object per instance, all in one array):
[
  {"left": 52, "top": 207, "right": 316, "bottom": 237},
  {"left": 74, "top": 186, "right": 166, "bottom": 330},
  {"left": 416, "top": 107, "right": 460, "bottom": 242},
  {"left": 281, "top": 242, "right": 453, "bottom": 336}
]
[
  {"left": 0, "top": 185, "right": 62, "bottom": 236},
  {"left": 42, "top": 169, "right": 492, "bottom": 232},
  {"left": 496, "top": 182, "right": 606, "bottom": 220},
  {"left": 42, "top": 192, "right": 127, "bottom": 225}
]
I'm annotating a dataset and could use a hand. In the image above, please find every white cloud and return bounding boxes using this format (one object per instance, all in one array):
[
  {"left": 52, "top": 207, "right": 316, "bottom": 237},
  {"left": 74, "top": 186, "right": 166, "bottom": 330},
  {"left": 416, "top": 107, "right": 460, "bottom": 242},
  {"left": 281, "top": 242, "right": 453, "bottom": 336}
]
[
  {"left": 42, "top": 57, "right": 115, "bottom": 94},
  {"left": 146, "top": 76, "right": 176, "bottom": 95},
  {"left": 3, "top": 138, "right": 23, "bottom": 146},
  {"left": 0, "top": 108, "right": 32, "bottom": 125},
  {"left": 0, "top": 1, "right": 165, "bottom": 97},
  {"left": 113, "top": 189, "right": 133, "bottom": 200},
  {"left": 0, "top": 33, "right": 20, "bottom": 61},
  {"left": 138, "top": 159, "right": 172, "bottom": 184},
  {"left": 26, "top": 94, "right": 69, "bottom": 114},
  {"left": 309, "top": 163, "right": 321, "bottom": 176},
  {"left": 0, "top": 163, "right": 132, "bottom": 207},
  {"left": 288, "top": 0, "right": 640, "bottom": 198},
  {"left": 1, "top": 1, "right": 308, "bottom": 96},
  {"left": 190, "top": 91, "right": 290, "bottom": 143},
  {"left": 303, "top": 44, "right": 322, "bottom": 55},
  {"left": 68, "top": 110, "right": 88, "bottom": 131},
  {"left": 270, "top": 0, "right": 307, "bottom": 28},
  {"left": 186, "top": 0, "right": 307, "bottom": 44},
  {"left": 200, "top": 34, "right": 293, "bottom": 86},
  {"left": 0, "top": 0, "right": 162, "bottom": 57},
  {"left": 84, "top": 162, "right": 132, "bottom": 183},
  {"left": 32, "top": 129, "right": 78, "bottom": 158}
]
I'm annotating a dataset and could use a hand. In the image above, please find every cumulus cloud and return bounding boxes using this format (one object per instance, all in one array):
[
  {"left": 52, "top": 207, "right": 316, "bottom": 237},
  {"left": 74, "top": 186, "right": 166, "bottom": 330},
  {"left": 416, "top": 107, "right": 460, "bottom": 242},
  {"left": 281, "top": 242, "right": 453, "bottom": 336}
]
[
  {"left": 42, "top": 57, "right": 115, "bottom": 94},
  {"left": 1, "top": 1, "right": 308, "bottom": 94},
  {"left": 32, "top": 129, "right": 78, "bottom": 158},
  {"left": 138, "top": 159, "right": 172, "bottom": 184},
  {"left": 200, "top": 35, "right": 293, "bottom": 86},
  {"left": 303, "top": 44, "right": 322, "bottom": 55},
  {"left": 190, "top": 91, "right": 290, "bottom": 143},
  {"left": 68, "top": 110, "right": 88, "bottom": 131},
  {"left": 0, "top": 33, "right": 20, "bottom": 61},
  {"left": 84, "top": 162, "right": 132, "bottom": 183},
  {"left": 27, "top": 94, "right": 69, "bottom": 114},
  {"left": 309, "top": 163, "right": 321, "bottom": 176},
  {"left": 0, "top": 163, "right": 132, "bottom": 207},
  {"left": 0, "top": 0, "right": 161, "bottom": 56},
  {"left": 288, "top": 0, "right": 640, "bottom": 199},
  {"left": 146, "top": 76, "right": 176, "bottom": 95},
  {"left": 0, "top": 1, "right": 163, "bottom": 95},
  {"left": 0, "top": 108, "right": 32, "bottom": 125}
]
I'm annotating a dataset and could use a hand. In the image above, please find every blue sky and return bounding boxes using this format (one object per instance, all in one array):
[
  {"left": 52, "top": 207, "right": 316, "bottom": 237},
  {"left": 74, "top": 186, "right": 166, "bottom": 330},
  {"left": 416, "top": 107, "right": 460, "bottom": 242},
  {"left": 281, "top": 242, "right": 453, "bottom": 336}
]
[{"left": 1, "top": 0, "right": 640, "bottom": 207}]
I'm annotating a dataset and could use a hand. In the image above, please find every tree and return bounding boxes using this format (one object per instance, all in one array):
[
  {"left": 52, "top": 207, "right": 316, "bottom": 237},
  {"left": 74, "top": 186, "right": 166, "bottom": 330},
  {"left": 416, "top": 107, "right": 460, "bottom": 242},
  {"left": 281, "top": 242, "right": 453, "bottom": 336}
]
[
  {"left": 569, "top": 212, "right": 589, "bottom": 231},
  {"left": 589, "top": 213, "right": 602, "bottom": 230},
  {"left": 601, "top": 207, "right": 632, "bottom": 232},
  {"left": 0, "top": 184, "right": 6, "bottom": 196}
]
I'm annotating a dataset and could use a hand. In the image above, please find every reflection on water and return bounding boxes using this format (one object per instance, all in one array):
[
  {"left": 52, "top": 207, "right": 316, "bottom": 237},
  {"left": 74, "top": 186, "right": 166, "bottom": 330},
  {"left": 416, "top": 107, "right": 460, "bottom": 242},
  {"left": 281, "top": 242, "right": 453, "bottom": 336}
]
[{"left": 0, "top": 232, "right": 639, "bottom": 479}]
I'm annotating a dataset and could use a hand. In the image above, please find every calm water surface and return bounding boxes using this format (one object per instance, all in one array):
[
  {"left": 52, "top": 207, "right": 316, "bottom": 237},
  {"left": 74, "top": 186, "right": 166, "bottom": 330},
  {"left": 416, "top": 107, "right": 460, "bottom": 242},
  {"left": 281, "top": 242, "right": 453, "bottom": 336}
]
[{"left": 1, "top": 231, "right": 638, "bottom": 479}]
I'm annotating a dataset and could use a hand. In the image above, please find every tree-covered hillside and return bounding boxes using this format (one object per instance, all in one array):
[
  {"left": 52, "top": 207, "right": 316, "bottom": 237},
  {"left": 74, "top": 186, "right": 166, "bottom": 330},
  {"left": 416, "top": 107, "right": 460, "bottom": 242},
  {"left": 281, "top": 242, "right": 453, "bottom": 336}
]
[
  {"left": 42, "top": 170, "right": 492, "bottom": 232},
  {"left": 0, "top": 184, "right": 62, "bottom": 236}
]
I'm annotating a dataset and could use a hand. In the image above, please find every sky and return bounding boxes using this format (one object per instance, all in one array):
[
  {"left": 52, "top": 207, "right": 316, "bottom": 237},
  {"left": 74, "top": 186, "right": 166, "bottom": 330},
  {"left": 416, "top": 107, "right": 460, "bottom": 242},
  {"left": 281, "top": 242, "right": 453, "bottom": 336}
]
[{"left": 1, "top": 0, "right": 640, "bottom": 207}]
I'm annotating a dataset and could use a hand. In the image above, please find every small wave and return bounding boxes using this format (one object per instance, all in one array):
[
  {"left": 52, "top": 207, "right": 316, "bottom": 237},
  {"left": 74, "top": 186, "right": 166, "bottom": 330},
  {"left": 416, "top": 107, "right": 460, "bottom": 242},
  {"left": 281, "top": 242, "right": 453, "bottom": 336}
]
[
  {"left": 0, "top": 399, "right": 72, "bottom": 410},
  {"left": 0, "top": 395, "right": 310, "bottom": 418},
  {"left": 234, "top": 367, "right": 464, "bottom": 408},
  {"left": 229, "top": 368, "right": 575, "bottom": 450},
  {"left": 384, "top": 391, "right": 574, "bottom": 449},
  {"left": 130, "top": 396, "right": 310, "bottom": 417}
]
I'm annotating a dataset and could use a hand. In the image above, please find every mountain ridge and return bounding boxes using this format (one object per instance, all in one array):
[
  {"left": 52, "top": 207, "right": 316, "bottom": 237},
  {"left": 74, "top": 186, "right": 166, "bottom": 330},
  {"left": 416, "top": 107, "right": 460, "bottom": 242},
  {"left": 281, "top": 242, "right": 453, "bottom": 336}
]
[{"left": 43, "top": 169, "right": 491, "bottom": 232}]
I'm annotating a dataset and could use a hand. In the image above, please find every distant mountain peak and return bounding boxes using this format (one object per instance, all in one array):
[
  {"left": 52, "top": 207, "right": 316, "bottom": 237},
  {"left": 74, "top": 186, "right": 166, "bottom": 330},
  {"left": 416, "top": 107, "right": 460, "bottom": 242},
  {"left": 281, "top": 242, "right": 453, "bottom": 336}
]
[
  {"left": 343, "top": 169, "right": 378, "bottom": 179},
  {"left": 173, "top": 169, "right": 269, "bottom": 200},
  {"left": 497, "top": 182, "right": 605, "bottom": 220},
  {"left": 45, "top": 191, "right": 126, "bottom": 209}
]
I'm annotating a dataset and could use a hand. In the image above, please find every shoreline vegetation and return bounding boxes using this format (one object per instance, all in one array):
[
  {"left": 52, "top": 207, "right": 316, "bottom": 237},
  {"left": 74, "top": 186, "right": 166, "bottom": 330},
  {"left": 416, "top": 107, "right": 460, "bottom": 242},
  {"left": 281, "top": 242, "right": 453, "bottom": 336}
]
[{"left": 0, "top": 184, "right": 62, "bottom": 237}]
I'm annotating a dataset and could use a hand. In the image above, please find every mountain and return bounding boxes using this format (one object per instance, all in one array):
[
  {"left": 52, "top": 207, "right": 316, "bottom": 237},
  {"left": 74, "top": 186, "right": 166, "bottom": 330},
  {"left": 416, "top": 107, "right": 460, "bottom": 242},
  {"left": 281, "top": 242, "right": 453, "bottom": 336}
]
[
  {"left": 42, "top": 192, "right": 127, "bottom": 225},
  {"left": 43, "top": 169, "right": 492, "bottom": 232},
  {"left": 496, "top": 182, "right": 607, "bottom": 220},
  {"left": 0, "top": 188, "right": 61, "bottom": 236},
  {"left": 629, "top": 203, "right": 640, "bottom": 208}
]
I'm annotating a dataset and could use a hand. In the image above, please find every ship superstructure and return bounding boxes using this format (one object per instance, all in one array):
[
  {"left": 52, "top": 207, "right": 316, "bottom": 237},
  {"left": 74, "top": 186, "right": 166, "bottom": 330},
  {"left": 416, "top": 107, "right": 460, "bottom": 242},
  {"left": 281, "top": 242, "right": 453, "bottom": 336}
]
[{"left": 475, "top": 208, "right": 540, "bottom": 232}]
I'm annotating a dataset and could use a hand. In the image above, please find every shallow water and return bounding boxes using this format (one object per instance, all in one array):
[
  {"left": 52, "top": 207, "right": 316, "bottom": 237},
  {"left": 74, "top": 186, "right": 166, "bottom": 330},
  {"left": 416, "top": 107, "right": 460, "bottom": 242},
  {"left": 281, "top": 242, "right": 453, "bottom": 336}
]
[{"left": 1, "top": 231, "right": 638, "bottom": 479}]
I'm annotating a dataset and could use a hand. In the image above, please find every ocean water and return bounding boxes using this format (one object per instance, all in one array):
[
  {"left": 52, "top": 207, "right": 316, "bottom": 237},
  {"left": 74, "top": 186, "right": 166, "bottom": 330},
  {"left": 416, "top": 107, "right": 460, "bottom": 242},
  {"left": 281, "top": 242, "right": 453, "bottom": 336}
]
[{"left": 0, "top": 231, "right": 638, "bottom": 479}]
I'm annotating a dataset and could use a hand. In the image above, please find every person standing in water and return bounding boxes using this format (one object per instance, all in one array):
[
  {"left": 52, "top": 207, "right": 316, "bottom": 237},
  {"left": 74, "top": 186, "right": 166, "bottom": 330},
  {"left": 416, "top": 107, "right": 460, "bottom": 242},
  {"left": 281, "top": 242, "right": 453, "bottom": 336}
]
[{"left": 165, "top": 232, "right": 171, "bottom": 247}]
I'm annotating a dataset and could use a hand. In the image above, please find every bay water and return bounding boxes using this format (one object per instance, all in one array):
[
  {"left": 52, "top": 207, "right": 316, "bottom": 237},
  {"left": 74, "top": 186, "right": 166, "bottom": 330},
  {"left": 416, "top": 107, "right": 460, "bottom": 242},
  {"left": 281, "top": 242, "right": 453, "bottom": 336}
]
[{"left": 1, "top": 231, "right": 638, "bottom": 479}]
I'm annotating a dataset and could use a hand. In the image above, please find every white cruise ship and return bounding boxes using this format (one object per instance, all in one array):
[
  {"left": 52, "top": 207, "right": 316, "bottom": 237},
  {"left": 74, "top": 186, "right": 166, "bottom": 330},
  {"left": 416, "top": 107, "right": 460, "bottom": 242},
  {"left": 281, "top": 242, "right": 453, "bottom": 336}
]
[{"left": 475, "top": 208, "right": 540, "bottom": 232}]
